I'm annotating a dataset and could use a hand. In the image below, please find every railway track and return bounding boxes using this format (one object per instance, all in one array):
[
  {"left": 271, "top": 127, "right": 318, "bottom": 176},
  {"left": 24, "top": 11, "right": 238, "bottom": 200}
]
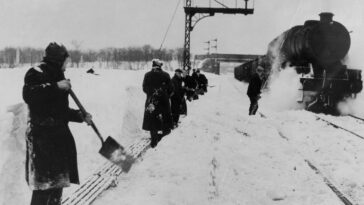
[
  {"left": 315, "top": 116, "right": 364, "bottom": 141},
  {"left": 62, "top": 138, "right": 151, "bottom": 205},
  {"left": 244, "top": 124, "right": 357, "bottom": 205},
  {"left": 305, "top": 160, "right": 355, "bottom": 205},
  {"left": 231, "top": 80, "right": 359, "bottom": 204},
  {"left": 276, "top": 129, "right": 356, "bottom": 205},
  {"left": 348, "top": 114, "right": 364, "bottom": 124}
]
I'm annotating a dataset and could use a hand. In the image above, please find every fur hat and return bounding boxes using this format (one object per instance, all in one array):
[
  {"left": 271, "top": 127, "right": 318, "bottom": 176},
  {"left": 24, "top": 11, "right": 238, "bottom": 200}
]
[
  {"left": 44, "top": 42, "right": 69, "bottom": 63},
  {"left": 152, "top": 59, "right": 163, "bottom": 68}
]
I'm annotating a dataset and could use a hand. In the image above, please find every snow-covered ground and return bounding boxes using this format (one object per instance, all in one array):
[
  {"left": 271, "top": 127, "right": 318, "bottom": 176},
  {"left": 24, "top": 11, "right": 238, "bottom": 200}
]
[{"left": 1, "top": 67, "right": 364, "bottom": 205}]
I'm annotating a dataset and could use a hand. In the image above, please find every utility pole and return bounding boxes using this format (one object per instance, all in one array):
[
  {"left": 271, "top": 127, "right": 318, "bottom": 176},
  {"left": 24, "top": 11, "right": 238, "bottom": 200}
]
[{"left": 183, "top": 0, "right": 254, "bottom": 71}]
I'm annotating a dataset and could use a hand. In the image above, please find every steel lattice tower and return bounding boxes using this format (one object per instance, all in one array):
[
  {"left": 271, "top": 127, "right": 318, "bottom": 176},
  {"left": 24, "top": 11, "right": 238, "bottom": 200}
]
[{"left": 183, "top": 0, "right": 192, "bottom": 70}]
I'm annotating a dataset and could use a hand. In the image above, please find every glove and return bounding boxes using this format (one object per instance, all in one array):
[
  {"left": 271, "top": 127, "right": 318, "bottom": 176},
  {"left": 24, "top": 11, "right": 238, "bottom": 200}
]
[
  {"left": 57, "top": 79, "right": 71, "bottom": 91},
  {"left": 146, "top": 103, "right": 155, "bottom": 113}
]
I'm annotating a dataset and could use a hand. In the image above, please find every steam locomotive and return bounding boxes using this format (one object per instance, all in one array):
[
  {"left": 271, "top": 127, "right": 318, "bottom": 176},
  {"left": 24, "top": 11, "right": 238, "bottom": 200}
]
[{"left": 234, "top": 12, "right": 362, "bottom": 115}]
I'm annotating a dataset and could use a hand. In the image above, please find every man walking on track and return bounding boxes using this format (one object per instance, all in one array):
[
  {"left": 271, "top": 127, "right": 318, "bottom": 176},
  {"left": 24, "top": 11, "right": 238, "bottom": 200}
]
[{"left": 142, "top": 59, "right": 174, "bottom": 148}]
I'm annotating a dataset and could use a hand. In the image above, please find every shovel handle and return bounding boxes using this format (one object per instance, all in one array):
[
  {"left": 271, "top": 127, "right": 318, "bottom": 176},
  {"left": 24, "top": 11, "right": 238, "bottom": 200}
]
[{"left": 69, "top": 89, "right": 104, "bottom": 144}]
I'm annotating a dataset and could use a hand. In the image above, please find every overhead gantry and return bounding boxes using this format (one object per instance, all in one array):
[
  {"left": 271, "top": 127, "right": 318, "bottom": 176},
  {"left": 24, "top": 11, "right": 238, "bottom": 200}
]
[{"left": 183, "top": 0, "right": 254, "bottom": 71}]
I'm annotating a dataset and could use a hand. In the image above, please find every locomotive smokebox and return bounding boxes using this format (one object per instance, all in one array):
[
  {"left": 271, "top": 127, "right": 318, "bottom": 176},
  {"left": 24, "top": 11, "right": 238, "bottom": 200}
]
[
  {"left": 319, "top": 12, "right": 334, "bottom": 23},
  {"left": 279, "top": 12, "right": 351, "bottom": 68},
  {"left": 309, "top": 12, "right": 350, "bottom": 66}
]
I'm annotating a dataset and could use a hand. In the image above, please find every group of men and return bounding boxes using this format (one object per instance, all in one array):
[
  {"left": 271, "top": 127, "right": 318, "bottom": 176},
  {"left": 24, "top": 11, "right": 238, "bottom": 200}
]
[
  {"left": 21, "top": 42, "right": 264, "bottom": 205},
  {"left": 21, "top": 43, "right": 209, "bottom": 205},
  {"left": 142, "top": 59, "right": 208, "bottom": 148}
]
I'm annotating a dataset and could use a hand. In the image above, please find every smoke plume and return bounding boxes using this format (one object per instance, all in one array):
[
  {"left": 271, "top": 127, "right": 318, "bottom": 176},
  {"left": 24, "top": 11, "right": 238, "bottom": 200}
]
[{"left": 261, "top": 32, "right": 304, "bottom": 112}]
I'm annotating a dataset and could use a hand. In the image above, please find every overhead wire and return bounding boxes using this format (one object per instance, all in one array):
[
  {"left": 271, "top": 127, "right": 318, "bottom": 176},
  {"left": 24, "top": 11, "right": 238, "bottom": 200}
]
[
  {"left": 158, "top": 0, "right": 183, "bottom": 52},
  {"left": 213, "top": 0, "right": 229, "bottom": 8}
]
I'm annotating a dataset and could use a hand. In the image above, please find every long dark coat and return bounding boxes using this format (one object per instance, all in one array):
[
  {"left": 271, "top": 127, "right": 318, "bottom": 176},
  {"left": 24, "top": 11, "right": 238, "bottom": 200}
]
[
  {"left": 180, "top": 97, "right": 187, "bottom": 115},
  {"left": 23, "top": 62, "right": 83, "bottom": 190},
  {"left": 180, "top": 78, "right": 187, "bottom": 115},
  {"left": 170, "top": 74, "right": 184, "bottom": 115},
  {"left": 184, "top": 75, "right": 197, "bottom": 90},
  {"left": 247, "top": 73, "right": 262, "bottom": 98},
  {"left": 197, "top": 73, "right": 208, "bottom": 92},
  {"left": 142, "top": 67, "right": 173, "bottom": 131},
  {"left": 184, "top": 75, "right": 198, "bottom": 100}
]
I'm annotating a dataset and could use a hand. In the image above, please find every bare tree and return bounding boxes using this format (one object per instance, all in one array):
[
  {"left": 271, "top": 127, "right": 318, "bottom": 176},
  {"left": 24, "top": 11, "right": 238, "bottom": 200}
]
[{"left": 70, "top": 40, "right": 83, "bottom": 67}]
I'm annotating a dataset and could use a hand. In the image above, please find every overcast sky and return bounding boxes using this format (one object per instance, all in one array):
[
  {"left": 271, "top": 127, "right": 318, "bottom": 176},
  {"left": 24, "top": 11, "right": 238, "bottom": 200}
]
[{"left": 0, "top": 0, "right": 363, "bottom": 55}]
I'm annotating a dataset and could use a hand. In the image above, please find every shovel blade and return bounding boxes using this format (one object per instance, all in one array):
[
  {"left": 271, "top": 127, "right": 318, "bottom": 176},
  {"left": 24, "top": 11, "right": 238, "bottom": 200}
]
[{"left": 99, "top": 136, "right": 135, "bottom": 172}]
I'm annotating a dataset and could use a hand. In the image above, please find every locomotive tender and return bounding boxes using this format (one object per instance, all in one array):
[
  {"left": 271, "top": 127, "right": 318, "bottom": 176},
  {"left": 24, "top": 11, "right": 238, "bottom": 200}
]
[{"left": 235, "top": 12, "right": 362, "bottom": 115}]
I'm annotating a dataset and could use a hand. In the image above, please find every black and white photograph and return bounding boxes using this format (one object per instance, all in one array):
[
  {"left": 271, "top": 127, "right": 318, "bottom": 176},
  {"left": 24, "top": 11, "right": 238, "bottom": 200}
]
[{"left": 0, "top": 0, "right": 364, "bottom": 204}]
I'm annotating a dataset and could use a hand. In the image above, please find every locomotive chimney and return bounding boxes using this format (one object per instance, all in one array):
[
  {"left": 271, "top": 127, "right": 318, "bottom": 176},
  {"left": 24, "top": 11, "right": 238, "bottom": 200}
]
[{"left": 319, "top": 12, "right": 334, "bottom": 23}]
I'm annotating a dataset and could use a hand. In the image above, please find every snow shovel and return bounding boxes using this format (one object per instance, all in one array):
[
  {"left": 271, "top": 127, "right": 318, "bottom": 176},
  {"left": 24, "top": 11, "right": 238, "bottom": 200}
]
[{"left": 69, "top": 89, "right": 134, "bottom": 172}]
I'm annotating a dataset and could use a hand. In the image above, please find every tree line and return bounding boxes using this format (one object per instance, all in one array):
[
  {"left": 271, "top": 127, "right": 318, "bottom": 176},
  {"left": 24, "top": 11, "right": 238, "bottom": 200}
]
[{"left": 0, "top": 45, "right": 184, "bottom": 69}]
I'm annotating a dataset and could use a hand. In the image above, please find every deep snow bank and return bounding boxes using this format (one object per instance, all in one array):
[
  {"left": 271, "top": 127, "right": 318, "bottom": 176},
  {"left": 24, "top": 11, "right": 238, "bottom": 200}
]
[{"left": 0, "top": 103, "right": 29, "bottom": 205}]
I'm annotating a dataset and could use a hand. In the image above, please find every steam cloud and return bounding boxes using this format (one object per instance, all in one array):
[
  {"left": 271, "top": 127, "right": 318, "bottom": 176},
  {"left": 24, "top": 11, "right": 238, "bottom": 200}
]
[
  {"left": 261, "top": 32, "right": 303, "bottom": 112},
  {"left": 337, "top": 25, "right": 364, "bottom": 117}
]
